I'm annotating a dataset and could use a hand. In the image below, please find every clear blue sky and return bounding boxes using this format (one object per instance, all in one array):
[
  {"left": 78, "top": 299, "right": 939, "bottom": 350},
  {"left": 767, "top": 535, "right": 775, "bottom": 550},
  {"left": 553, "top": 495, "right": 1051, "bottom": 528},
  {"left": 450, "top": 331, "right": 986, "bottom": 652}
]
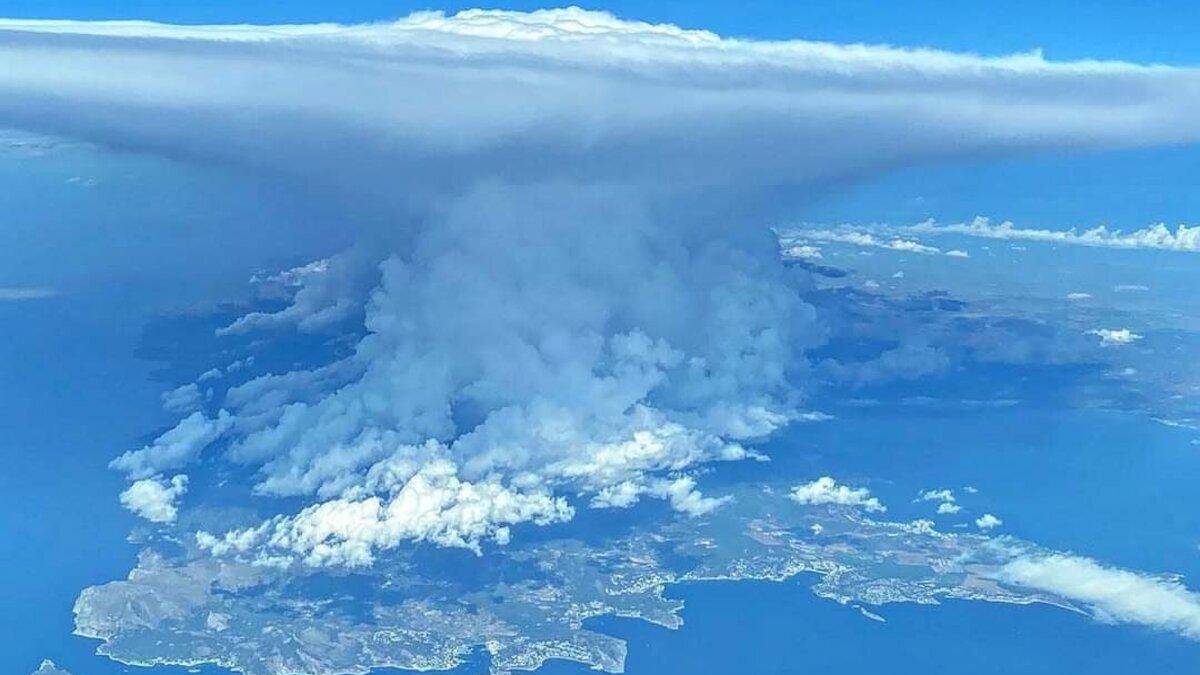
[{"left": 3, "top": 1, "right": 1199, "bottom": 64}]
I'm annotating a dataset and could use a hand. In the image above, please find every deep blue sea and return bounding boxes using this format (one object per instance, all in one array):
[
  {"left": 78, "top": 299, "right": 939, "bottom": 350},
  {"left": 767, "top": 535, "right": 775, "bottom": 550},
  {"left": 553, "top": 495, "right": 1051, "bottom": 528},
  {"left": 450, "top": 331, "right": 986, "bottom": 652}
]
[
  {"left": 5, "top": 138, "right": 1199, "bottom": 675},
  {"left": 7, "top": 294, "right": 1199, "bottom": 675}
]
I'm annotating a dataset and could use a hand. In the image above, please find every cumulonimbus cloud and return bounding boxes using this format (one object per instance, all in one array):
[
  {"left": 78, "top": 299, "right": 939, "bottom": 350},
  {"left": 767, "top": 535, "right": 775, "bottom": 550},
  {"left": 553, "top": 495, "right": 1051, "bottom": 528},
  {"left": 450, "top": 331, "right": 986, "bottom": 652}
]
[
  {"left": 6, "top": 8, "right": 1200, "bottom": 565},
  {"left": 4, "top": 7, "right": 1200, "bottom": 210}
]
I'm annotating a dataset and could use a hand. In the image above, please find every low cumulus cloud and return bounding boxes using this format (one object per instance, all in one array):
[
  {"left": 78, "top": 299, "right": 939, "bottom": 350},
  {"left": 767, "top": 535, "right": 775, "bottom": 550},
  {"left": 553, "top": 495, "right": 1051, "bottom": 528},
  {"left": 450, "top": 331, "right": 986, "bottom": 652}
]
[
  {"left": 917, "top": 488, "right": 962, "bottom": 515},
  {"left": 4, "top": 8, "right": 1200, "bottom": 565},
  {"left": 976, "top": 513, "right": 1003, "bottom": 530},
  {"left": 781, "top": 229, "right": 943, "bottom": 255},
  {"left": 998, "top": 554, "right": 1200, "bottom": 640},
  {"left": 908, "top": 217, "right": 1200, "bottom": 253},
  {"left": 30, "top": 661, "right": 72, "bottom": 675},
  {"left": 1088, "top": 328, "right": 1143, "bottom": 346},
  {"left": 790, "top": 476, "right": 886, "bottom": 512},
  {"left": 119, "top": 474, "right": 189, "bottom": 523},
  {"left": 160, "top": 383, "right": 205, "bottom": 414},
  {"left": 109, "top": 411, "right": 232, "bottom": 480},
  {"left": 784, "top": 216, "right": 1200, "bottom": 257}
]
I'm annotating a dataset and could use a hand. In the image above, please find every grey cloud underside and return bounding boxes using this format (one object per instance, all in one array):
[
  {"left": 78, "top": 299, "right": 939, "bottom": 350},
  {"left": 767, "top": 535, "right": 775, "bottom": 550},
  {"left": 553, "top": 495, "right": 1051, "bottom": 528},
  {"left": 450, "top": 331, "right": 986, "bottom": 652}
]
[{"left": 3, "top": 9, "right": 1200, "bottom": 210}]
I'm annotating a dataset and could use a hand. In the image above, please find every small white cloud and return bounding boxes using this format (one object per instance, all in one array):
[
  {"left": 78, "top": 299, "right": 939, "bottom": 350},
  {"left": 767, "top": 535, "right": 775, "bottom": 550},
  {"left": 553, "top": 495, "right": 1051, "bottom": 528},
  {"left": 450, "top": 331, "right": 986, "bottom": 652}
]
[
  {"left": 784, "top": 229, "right": 940, "bottom": 255},
  {"left": 998, "top": 554, "right": 1200, "bottom": 640},
  {"left": 196, "top": 368, "right": 223, "bottom": 383},
  {"left": 904, "top": 519, "right": 938, "bottom": 535},
  {"left": 790, "top": 476, "right": 886, "bottom": 512},
  {"left": 109, "top": 410, "right": 232, "bottom": 479},
  {"left": 975, "top": 513, "right": 1003, "bottom": 530},
  {"left": 119, "top": 474, "right": 188, "bottom": 523},
  {"left": 650, "top": 476, "right": 731, "bottom": 517},
  {"left": 1114, "top": 284, "right": 1150, "bottom": 292},
  {"left": 886, "top": 239, "right": 939, "bottom": 254},
  {"left": 945, "top": 249, "right": 969, "bottom": 258},
  {"left": 1066, "top": 292, "right": 1092, "bottom": 300},
  {"left": 908, "top": 218, "right": 1200, "bottom": 254},
  {"left": 160, "top": 383, "right": 204, "bottom": 414},
  {"left": 31, "top": 660, "right": 72, "bottom": 675},
  {"left": 917, "top": 488, "right": 962, "bottom": 515},
  {"left": 1087, "top": 328, "right": 1143, "bottom": 346},
  {"left": 781, "top": 244, "right": 823, "bottom": 260},
  {"left": 223, "top": 356, "right": 255, "bottom": 373},
  {"left": 917, "top": 488, "right": 955, "bottom": 502}
]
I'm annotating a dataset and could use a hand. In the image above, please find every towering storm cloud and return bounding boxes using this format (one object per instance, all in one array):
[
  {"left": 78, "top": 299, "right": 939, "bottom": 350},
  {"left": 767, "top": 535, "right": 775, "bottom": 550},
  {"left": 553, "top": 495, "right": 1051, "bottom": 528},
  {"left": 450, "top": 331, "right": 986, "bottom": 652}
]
[
  {"left": 4, "top": 7, "right": 1200, "bottom": 207},
  {"left": 6, "top": 8, "right": 1200, "bottom": 566}
]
